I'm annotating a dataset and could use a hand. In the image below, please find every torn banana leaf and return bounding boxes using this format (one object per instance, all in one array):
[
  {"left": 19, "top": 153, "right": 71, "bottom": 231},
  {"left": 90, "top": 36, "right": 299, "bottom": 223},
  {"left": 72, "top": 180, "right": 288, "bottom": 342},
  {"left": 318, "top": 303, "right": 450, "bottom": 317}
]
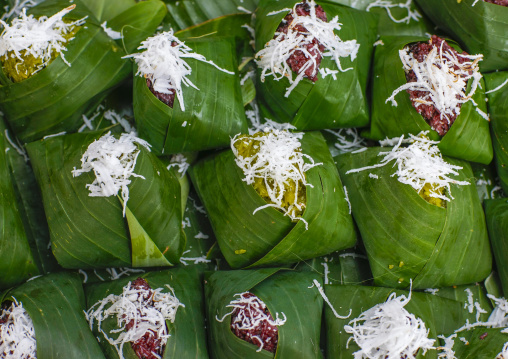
[
  {"left": 335, "top": 147, "right": 492, "bottom": 289},
  {"left": 255, "top": 0, "right": 377, "bottom": 130},
  {"left": 0, "top": 118, "right": 39, "bottom": 289},
  {"left": 0, "top": 0, "right": 166, "bottom": 143},
  {"left": 85, "top": 267, "right": 208, "bottom": 359},
  {"left": 485, "top": 71, "right": 508, "bottom": 194},
  {"left": 485, "top": 199, "right": 508, "bottom": 296},
  {"left": 132, "top": 35, "right": 248, "bottom": 155},
  {"left": 26, "top": 129, "right": 185, "bottom": 269},
  {"left": 328, "top": 0, "right": 434, "bottom": 36},
  {"left": 367, "top": 36, "right": 492, "bottom": 164},
  {"left": 205, "top": 269, "right": 323, "bottom": 359},
  {"left": 324, "top": 285, "right": 482, "bottom": 359},
  {"left": 162, "top": 0, "right": 258, "bottom": 31},
  {"left": 415, "top": 0, "right": 508, "bottom": 72},
  {"left": 190, "top": 131, "right": 356, "bottom": 269},
  {"left": 443, "top": 327, "right": 508, "bottom": 359},
  {"left": 0, "top": 272, "right": 106, "bottom": 358}
]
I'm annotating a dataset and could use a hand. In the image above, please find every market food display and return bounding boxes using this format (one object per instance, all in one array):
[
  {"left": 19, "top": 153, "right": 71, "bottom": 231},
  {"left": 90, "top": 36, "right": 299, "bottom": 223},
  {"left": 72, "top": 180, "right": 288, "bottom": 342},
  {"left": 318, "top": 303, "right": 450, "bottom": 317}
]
[{"left": 0, "top": 0, "right": 508, "bottom": 358}]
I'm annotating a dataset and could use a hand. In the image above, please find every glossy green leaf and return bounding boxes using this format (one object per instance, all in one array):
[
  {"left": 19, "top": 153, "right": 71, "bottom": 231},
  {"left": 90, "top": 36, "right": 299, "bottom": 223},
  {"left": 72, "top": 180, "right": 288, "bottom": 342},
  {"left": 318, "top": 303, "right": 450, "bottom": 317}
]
[
  {"left": 0, "top": 272, "right": 106, "bottom": 359},
  {"left": 327, "top": 0, "right": 434, "bottom": 36},
  {"left": 162, "top": 0, "right": 258, "bottom": 31},
  {"left": 415, "top": 0, "right": 508, "bottom": 72},
  {"left": 0, "top": 2, "right": 133, "bottom": 143},
  {"left": 205, "top": 269, "right": 323, "bottom": 359},
  {"left": 447, "top": 327, "right": 508, "bottom": 358},
  {"left": 335, "top": 147, "right": 492, "bottom": 289},
  {"left": 190, "top": 131, "right": 356, "bottom": 269},
  {"left": 485, "top": 199, "right": 508, "bottom": 296},
  {"left": 324, "top": 285, "right": 479, "bottom": 359},
  {"left": 255, "top": 0, "right": 377, "bottom": 130},
  {"left": 485, "top": 71, "right": 508, "bottom": 194},
  {"left": 85, "top": 267, "right": 208, "bottom": 359},
  {"left": 132, "top": 36, "right": 248, "bottom": 155},
  {"left": 470, "top": 162, "right": 503, "bottom": 203},
  {"left": 26, "top": 129, "right": 184, "bottom": 269},
  {"left": 367, "top": 35, "right": 493, "bottom": 164}
]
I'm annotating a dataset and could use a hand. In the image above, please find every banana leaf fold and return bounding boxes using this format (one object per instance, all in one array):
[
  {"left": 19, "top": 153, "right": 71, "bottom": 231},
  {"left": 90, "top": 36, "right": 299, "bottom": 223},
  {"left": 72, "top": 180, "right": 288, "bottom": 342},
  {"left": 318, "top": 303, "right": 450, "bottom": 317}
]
[
  {"left": 0, "top": 272, "right": 106, "bottom": 358},
  {"left": 367, "top": 35, "right": 493, "bottom": 164},
  {"left": 132, "top": 34, "right": 248, "bottom": 155},
  {"left": 189, "top": 131, "right": 356, "bottom": 269},
  {"left": 324, "top": 285, "right": 486, "bottom": 359},
  {"left": 0, "top": 0, "right": 166, "bottom": 143},
  {"left": 485, "top": 71, "right": 508, "bottom": 194},
  {"left": 85, "top": 267, "right": 208, "bottom": 359},
  {"left": 26, "top": 129, "right": 186, "bottom": 269},
  {"left": 415, "top": 0, "right": 508, "bottom": 72},
  {"left": 205, "top": 269, "right": 324, "bottom": 359},
  {"left": 335, "top": 147, "right": 492, "bottom": 289},
  {"left": 485, "top": 199, "right": 508, "bottom": 296},
  {"left": 254, "top": 0, "right": 377, "bottom": 130}
]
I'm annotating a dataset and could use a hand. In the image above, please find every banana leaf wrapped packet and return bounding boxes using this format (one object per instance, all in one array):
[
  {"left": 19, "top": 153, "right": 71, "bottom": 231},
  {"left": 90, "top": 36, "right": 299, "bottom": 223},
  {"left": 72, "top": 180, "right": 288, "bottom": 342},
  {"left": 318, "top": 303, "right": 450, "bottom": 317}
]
[
  {"left": 485, "top": 199, "right": 508, "bottom": 296},
  {"left": 130, "top": 28, "right": 248, "bottom": 155},
  {"left": 415, "top": 0, "right": 508, "bottom": 72},
  {"left": 0, "top": 272, "right": 106, "bottom": 358},
  {"left": 26, "top": 129, "right": 186, "bottom": 269},
  {"left": 190, "top": 130, "right": 356, "bottom": 269},
  {"left": 0, "top": 0, "right": 167, "bottom": 143},
  {"left": 485, "top": 71, "right": 508, "bottom": 194},
  {"left": 85, "top": 267, "right": 208, "bottom": 359},
  {"left": 206, "top": 269, "right": 323, "bottom": 358},
  {"left": 367, "top": 35, "right": 492, "bottom": 164},
  {"left": 323, "top": 284, "right": 488, "bottom": 359},
  {"left": 254, "top": 0, "right": 377, "bottom": 130},
  {"left": 0, "top": 117, "right": 59, "bottom": 289},
  {"left": 328, "top": 0, "right": 434, "bottom": 36},
  {"left": 335, "top": 135, "right": 492, "bottom": 289}
]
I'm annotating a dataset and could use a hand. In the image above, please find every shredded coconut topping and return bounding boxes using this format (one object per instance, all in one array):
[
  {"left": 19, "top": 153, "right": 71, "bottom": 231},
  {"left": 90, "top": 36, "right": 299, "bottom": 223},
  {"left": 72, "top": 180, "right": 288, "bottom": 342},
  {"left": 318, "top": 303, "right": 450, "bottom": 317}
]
[
  {"left": 346, "top": 132, "right": 469, "bottom": 202},
  {"left": 231, "top": 129, "right": 322, "bottom": 227},
  {"left": 386, "top": 41, "right": 485, "bottom": 126},
  {"left": 366, "top": 0, "right": 422, "bottom": 24},
  {"left": 1, "top": 0, "right": 36, "bottom": 21},
  {"left": 324, "top": 128, "right": 366, "bottom": 153},
  {"left": 344, "top": 289, "right": 436, "bottom": 359},
  {"left": 72, "top": 132, "right": 151, "bottom": 216},
  {"left": 124, "top": 30, "right": 234, "bottom": 112},
  {"left": 0, "top": 5, "right": 86, "bottom": 70},
  {"left": 245, "top": 103, "right": 296, "bottom": 135},
  {"left": 255, "top": 0, "right": 360, "bottom": 97},
  {"left": 166, "top": 153, "right": 190, "bottom": 177},
  {"left": 0, "top": 299, "right": 36, "bottom": 359},
  {"left": 85, "top": 279, "right": 184, "bottom": 359}
]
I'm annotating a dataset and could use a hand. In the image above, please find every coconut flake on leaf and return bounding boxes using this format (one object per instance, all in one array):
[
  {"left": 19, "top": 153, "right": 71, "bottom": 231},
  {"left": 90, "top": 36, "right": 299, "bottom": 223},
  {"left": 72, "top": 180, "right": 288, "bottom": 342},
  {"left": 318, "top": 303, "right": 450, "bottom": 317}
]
[
  {"left": 124, "top": 30, "right": 234, "bottom": 111},
  {"left": 72, "top": 132, "right": 151, "bottom": 216},
  {"left": 0, "top": 299, "right": 37, "bottom": 359},
  {"left": 255, "top": 0, "right": 360, "bottom": 97},
  {"left": 344, "top": 290, "right": 436, "bottom": 359},
  {"left": 366, "top": 0, "right": 422, "bottom": 24}
]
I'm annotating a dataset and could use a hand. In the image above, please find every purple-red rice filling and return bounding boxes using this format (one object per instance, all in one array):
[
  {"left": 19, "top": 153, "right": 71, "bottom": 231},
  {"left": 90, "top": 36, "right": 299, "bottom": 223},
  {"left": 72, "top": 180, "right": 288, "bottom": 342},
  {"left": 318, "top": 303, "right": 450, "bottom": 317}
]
[
  {"left": 146, "top": 78, "right": 175, "bottom": 108},
  {"left": 484, "top": 0, "right": 508, "bottom": 6}
]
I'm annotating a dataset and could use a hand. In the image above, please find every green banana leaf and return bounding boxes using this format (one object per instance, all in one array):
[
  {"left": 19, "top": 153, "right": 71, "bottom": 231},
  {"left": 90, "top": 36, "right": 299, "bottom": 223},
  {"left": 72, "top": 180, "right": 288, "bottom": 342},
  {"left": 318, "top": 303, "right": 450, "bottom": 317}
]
[
  {"left": 485, "top": 272, "right": 505, "bottom": 302},
  {"left": 324, "top": 285, "right": 484, "bottom": 359},
  {"left": 85, "top": 267, "right": 208, "bottom": 359},
  {"left": 162, "top": 0, "right": 258, "bottom": 31},
  {"left": 335, "top": 147, "right": 492, "bottom": 289},
  {"left": 485, "top": 199, "right": 508, "bottom": 296},
  {"left": 132, "top": 35, "right": 248, "bottom": 155},
  {"left": 327, "top": 0, "right": 435, "bottom": 36},
  {"left": 190, "top": 131, "right": 356, "bottom": 269},
  {"left": 254, "top": 0, "right": 377, "bottom": 130},
  {"left": 444, "top": 327, "right": 508, "bottom": 358},
  {"left": 294, "top": 248, "right": 373, "bottom": 286},
  {"left": 471, "top": 162, "right": 504, "bottom": 203},
  {"left": 205, "top": 269, "right": 324, "bottom": 359},
  {"left": 26, "top": 129, "right": 185, "bottom": 269},
  {"left": 0, "top": 272, "right": 106, "bottom": 359},
  {"left": 415, "top": 0, "right": 508, "bottom": 73},
  {"left": 0, "top": 118, "right": 39, "bottom": 289},
  {"left": 485, "top": 71, "right": 508, "bottom": 194},
  {"left": 367, "top": 35, "right": 493, "bottom": 164},
  {"left": 0, "top": 0, "right": 166, "bottom": 143}
]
